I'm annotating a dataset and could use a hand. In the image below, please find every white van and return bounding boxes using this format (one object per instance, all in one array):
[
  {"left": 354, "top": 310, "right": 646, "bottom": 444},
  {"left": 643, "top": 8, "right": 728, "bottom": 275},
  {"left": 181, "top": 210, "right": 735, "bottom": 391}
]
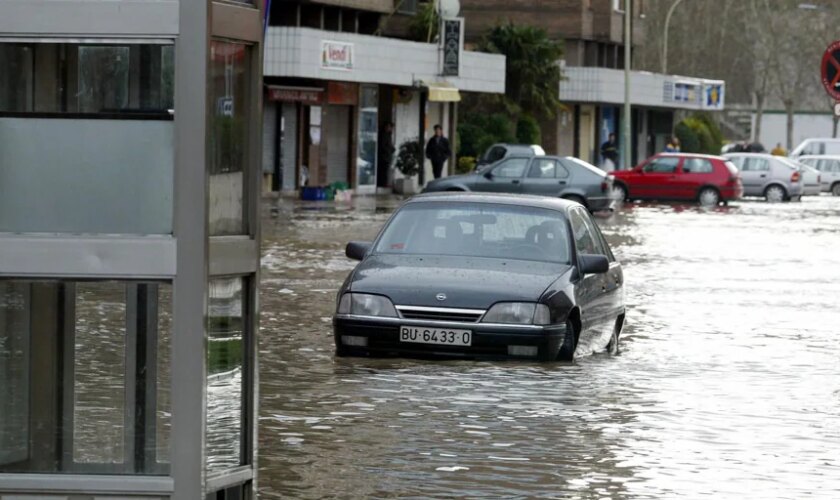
[{"left": 789, "top": 138, "right": 840, "bottom": 158}]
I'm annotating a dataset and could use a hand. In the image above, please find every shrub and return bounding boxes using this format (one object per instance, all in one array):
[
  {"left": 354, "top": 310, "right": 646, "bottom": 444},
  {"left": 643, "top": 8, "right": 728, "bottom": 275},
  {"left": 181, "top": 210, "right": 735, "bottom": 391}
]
[
  {"left": 395, "top": 139, "right": 423, "bottom": 177},
  {"left": 674, "top": 122, "right": 700, "bottom": 153},
  {"left": 457, "top": 156, "right": 476, "bottom": 174}
]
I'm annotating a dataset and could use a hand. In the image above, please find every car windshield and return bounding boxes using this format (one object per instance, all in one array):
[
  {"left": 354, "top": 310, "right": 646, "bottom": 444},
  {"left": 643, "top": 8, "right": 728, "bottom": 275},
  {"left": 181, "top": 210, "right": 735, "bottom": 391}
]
[{"left": 375, "top": 202, "right": 571, "bottom": 264}]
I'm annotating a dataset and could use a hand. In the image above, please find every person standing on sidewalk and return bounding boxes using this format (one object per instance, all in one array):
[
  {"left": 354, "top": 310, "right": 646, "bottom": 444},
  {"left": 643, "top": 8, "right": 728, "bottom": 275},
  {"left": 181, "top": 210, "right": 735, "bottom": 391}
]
[
  {"left": 771, "top": 143, "right": 787, "bottom": 156},
  {"left": 425, "top": 124, "right": 451, "bottom": 180}
]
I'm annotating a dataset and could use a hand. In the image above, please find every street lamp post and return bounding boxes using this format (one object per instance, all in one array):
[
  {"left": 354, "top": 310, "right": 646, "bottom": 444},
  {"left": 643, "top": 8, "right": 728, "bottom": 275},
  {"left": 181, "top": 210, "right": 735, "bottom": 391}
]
[
  {"left": 623, "top": 0, "right": 632, "bottom": 171},
  {"left": 662, "top": 0, "right": 686, "bottom": 74}
]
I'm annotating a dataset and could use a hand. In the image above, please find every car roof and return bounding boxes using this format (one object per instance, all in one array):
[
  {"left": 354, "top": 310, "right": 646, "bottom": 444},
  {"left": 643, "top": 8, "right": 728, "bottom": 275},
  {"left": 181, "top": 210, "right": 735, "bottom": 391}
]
[
  {"left": 799, "top": 155, "right": 840, "bottom": 160},
  {"left": 723, "top": 152, "right": 775, "bottom": 159},
  {"left": 658, "top": 152, "right": 725, "bottom": 160},
  {"left": 408, "top": 192, "right": 580, "bottom": 212}
]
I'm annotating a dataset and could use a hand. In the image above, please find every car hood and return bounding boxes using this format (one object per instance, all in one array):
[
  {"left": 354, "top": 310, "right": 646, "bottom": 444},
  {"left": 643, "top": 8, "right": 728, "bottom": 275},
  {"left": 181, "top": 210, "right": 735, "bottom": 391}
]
[{"left": 349, "top": 254, "right": 570, "bottom": 309}]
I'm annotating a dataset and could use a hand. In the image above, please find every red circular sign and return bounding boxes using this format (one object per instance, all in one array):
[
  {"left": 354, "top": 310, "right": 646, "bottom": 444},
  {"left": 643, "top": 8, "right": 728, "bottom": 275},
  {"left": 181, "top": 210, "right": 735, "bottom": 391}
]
[{"left": 821, "top": 40, "right": 840, "bottom": 100}]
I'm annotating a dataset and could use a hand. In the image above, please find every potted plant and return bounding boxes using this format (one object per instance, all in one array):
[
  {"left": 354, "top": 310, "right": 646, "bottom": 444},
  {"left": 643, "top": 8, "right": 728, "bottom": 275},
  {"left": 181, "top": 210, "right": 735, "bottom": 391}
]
[{"left": 393, "top": 139, "right": 423, "bottom": 194}]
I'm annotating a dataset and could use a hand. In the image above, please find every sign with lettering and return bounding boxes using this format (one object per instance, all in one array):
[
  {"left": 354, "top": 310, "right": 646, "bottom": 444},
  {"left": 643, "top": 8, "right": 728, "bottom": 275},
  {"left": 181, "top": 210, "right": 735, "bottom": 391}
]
[
  {"left": 441, "top": 18, "right": 462, "bottom": 76},
  {"left": 267, "top": 86, "right": 323, "bottom": 104},
  {"left": 322, "top": 41, "right": 353, "bottom": 71}
]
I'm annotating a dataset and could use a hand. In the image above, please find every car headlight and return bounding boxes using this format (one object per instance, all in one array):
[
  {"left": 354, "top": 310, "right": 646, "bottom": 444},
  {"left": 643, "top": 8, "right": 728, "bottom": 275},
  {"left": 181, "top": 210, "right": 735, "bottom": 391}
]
[
  {"left": 337, "top": 293, "right": 397, "bottom": 317},
  {"left": 482, "top": 302, "right": 551, "bottom": 325}
]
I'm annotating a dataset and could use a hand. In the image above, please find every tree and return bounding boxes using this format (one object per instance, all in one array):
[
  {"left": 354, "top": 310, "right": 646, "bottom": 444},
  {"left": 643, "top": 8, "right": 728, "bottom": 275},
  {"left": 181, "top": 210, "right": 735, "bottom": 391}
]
[{"left": 478, "top": 23, "right": 564, "bottom": 119}]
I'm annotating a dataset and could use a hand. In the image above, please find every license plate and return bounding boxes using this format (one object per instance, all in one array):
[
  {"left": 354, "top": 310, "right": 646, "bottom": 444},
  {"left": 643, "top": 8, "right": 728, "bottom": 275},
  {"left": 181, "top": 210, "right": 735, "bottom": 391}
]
[{"left": 400, "top": 326, "right": 472, "bottom": 346}]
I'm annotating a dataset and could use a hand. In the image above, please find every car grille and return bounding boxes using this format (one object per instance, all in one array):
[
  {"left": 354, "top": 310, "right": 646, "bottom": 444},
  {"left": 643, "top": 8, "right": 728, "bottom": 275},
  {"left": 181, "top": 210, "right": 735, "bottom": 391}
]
[{"left": 396, "top": 306, "right": 485, "bottom": 323}]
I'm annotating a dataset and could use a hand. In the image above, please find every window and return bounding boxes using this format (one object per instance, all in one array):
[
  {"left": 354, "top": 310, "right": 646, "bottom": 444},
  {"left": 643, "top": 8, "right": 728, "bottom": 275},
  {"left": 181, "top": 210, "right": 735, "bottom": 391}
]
[
  {"left": 0, "top": 280, "right": 172, "bottom": 475},
  {"left": 683, "top": 158, "right": 714, "bottom": 174},
  {"left": 375, "top": 202, "right": 571, "bottom": 264},
  {"left": 209, "top": 41, "right": 252, "bottom": 236},
  {"left": 643, "top": 157, "right": 679, "bottom": 173},
  {"left": 570, "top": 210, "right": 601, "bottom": 255},
  {"left": 0, "top": 43, "right": 173, "bottom": 114},
  {"left": 528, "top": 159, "right": 557, "bottom": 178},
  {"left": 485, "top": 146, "right": 507, "bottom": 163},
  {"left": 742, "top": 157, "right": 770, "bottom": 172},
  {"left": 569, "top": 209, "right": 603, "bottom": 256},
  {"left": 206, "top": 277, "right": 247, "bottom": 474},
  {"left": 397, "top": 0, "right": 419, "bottom": 14},
  {"left": 492, "top": 158, "right": 529, "bottom": 178}
]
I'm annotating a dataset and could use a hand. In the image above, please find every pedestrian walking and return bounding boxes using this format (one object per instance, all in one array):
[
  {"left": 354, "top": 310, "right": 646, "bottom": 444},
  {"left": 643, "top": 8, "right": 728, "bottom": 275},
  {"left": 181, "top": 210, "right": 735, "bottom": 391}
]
[
  {"left": 664, "top": 136, "right": 681, "bottom": 153},
  {"left": 600, "top": 133, "right": 619, "bottom": 172},
  {"left": 771, "top": 143, "right": 786, "bottom": 156},
  {"left": 425, "top": 124, "right": 451, "bottom": 180}
]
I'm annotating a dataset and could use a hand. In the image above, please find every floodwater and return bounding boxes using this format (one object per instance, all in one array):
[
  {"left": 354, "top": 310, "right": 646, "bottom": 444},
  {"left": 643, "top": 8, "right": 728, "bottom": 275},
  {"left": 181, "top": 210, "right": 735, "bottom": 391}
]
[{"left": 258, "top": 195, "right": 840, "bottom": 499}]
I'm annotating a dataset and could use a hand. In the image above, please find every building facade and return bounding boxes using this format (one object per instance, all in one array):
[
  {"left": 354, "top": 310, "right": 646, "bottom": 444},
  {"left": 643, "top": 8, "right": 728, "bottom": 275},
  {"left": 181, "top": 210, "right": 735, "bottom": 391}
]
[
  {"left": 263, "top": 0, "right": 505, "bottom": 193},
  {"left": 461, "top": 0, "right": 725, "bottom": 168}
]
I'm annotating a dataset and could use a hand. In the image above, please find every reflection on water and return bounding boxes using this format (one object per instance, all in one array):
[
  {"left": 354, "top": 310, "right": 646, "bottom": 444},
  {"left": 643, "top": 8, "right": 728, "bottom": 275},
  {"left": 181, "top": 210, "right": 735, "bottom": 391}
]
[{"left": 259, "top": 196, "right": 840, "bottom": 499}]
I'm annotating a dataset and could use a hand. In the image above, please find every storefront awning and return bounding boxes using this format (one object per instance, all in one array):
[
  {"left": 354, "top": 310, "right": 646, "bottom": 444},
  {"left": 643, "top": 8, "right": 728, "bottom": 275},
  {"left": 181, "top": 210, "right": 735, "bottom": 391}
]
[{"left": 424, "top": 81, "right": 461, "bottom": 102}]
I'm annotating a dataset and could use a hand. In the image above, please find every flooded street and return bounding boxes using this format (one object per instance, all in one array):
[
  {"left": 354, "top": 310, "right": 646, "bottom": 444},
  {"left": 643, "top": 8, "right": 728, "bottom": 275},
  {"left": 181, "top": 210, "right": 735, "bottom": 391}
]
[{"left": 258, "top": 195, "right": 840, "bottom": 499}]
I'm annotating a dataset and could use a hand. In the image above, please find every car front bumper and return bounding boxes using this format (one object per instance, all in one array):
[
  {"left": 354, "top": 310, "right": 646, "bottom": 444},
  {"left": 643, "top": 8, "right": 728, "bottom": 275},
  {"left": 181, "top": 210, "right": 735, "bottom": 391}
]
[{"left": 333, "top": 315, "right": 567, "bottom": 362}]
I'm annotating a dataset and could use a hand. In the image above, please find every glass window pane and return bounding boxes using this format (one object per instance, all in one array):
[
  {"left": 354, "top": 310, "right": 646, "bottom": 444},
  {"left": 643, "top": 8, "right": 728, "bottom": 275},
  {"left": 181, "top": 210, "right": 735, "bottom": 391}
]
[
  {"left": 0, "top": 282, "right": 31, "bottom": 467},
  {"left": 206, "top": 277, "right": 246, "bottom": 473},
  {"left": 493, "top": 158, "right": 528, "bottom": 178},
  {"left": 0, "top": 44, "right": 34, "bottom": 112},
  {"left": 0, "top": 280, "right": 172, "bottom": 475},
  {"left": 77, "top": 46, "right": 129, "bottom": 113},
  {"left": 210, "top": 41, "right": 251, "bottom": 236},
  {"left": 357, "top": 86, "right": 378, "bottom": 187}
]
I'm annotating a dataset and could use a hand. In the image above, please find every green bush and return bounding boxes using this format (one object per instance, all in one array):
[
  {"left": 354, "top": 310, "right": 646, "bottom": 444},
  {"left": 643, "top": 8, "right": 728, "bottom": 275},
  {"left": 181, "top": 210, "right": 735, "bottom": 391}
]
[
  {"left": 457, "top": 156, "right": 476, "bottom": 174},
  {"left": 674, "top": 122, "right": 700, "bottom": 153},
  {"left": 694, "top": 113, "right": 724, "bottom": 152},
  {"left": 683, "top": 117, "right": 718, "bottom": 155},
  {"left": 457, "top": 112, "right": 515, "bottom": 159},
  {"left": 516, "top": 114, "right": 542, "bottom": 145}
]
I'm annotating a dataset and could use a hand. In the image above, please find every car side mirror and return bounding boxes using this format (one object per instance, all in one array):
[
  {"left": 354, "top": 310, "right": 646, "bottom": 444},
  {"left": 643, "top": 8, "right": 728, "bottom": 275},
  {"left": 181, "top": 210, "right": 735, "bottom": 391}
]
[
  {"left": 579, "top": 254, "right": 609, "bottom": 274},
  {"left": 346, "top": 241, "right": 372, "bottom": 261},
  {"left": 483, "top": 170, "right": 494, "bottom": 179}
]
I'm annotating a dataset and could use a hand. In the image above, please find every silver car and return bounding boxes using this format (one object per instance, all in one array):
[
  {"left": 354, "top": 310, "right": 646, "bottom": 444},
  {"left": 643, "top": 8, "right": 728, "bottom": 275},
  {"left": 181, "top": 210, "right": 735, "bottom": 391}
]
[
  {"left": 723, "top": 153, "right": 804, "bottom": 202},
  {"left": 423, "top": 156, "right": 615, "bottom": 212},
  {"left": 797, "top": 155, "right": 840, "bottom": 196}
]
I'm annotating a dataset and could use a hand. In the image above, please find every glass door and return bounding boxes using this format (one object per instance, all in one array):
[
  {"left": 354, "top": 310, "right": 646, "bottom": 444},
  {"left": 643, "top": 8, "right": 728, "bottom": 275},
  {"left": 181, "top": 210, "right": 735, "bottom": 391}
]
[{"left": 356, "top": 85, "right": 378, "bottom": 194}]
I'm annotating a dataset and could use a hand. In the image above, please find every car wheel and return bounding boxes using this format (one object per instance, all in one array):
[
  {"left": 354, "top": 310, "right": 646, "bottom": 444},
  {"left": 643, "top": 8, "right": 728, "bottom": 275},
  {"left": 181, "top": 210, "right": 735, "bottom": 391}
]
[
  {"left": 698, "top": 187, "right": 720, "bottom": 206},
  {"left": 612, "top": 184, "right": 628, "bottom": 202},
  {"left": 832, "top": 183, "right": 840, "bottom": 197},
  {"left": 764, "top": 184, "right": 786, "bottom": 203},
  {"left": 562, "top": 195, "right": 587, "bottom": 207},
  {"left": 557, "top": 319, "right": 578, "bottom": 362}
]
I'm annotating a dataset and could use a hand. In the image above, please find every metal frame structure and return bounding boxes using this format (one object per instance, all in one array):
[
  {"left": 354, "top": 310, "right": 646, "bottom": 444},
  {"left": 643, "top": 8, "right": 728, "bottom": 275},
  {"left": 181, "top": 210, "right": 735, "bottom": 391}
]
[{"left": 0, "top": 0, "right": 263, "bottom": 497}]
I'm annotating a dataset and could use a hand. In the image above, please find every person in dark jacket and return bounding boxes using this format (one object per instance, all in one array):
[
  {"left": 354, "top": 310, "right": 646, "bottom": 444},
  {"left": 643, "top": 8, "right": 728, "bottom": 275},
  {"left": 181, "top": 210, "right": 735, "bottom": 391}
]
[
  {"left": 425, "top": 124, "right": 451, "bottom": 179},
  {"left": 600, "top": 133, "right": 619, "bottom": 171}
]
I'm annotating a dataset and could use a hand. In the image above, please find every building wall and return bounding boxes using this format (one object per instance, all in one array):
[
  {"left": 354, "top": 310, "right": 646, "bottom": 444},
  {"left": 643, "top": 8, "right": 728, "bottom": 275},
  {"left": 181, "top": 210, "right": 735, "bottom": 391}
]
[
  {"left": 753, "top": 112, "right": 837, "bottom": 151},
  {"left": 264, "top": 27, "right": 505, "bottom": 94},
  {"left": 294, "top": 0, "right": 393, "bottom": 13}
]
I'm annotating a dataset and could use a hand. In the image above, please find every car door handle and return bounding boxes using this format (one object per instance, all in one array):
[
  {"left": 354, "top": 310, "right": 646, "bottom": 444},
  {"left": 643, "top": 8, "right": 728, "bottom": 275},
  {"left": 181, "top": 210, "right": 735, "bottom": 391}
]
[
  {"left": 558, "top": 180, "right": 567, "bottom": 185},
  {"left": 512, "top": 180, "right": 520, "bottom": 184},
  {"left": 760, "top": 174, "right": 767, "bottom": 178}
]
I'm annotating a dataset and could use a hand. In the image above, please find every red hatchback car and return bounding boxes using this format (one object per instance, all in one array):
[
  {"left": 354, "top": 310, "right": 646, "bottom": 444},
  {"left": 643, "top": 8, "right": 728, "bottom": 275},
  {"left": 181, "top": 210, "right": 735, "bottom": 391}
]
[{"left": 612, "top": 153, "right": 743, "bottom": 205}]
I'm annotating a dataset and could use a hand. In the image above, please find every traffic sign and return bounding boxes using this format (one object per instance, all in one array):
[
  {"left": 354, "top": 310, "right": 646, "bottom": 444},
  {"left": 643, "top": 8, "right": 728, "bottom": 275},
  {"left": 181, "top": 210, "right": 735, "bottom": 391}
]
[{"left": 821, "top": 40, "right": 840, "bottom": 100}]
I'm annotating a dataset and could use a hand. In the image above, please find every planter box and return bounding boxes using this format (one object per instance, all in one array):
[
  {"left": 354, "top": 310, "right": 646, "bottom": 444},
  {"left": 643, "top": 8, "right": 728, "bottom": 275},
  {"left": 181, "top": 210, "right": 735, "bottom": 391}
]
[{"left": 393, "top": 177, "right": 419, "bottom": 195}]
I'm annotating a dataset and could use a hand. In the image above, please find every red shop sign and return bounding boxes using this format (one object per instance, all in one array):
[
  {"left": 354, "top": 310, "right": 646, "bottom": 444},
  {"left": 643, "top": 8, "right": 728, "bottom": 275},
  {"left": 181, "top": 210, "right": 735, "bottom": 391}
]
[{"left": 267, "top": 86, "right": 323, "bottom": 104}]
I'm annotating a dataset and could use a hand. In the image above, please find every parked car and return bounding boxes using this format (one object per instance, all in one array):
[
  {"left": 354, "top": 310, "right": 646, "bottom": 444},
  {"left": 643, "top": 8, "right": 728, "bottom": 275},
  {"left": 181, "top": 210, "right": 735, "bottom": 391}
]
[
  {"left": 724, "top": 153, "right": 803, "bottom": 202},
  {"left": 333, "top": 193, "right": 625, "bottom": 362},
  {"left": 797, "top": 155, "right": 840, "bottom": 196},
  {"left": 475, "top": 143, "right": 545, "bottom": 169},
  {"left": 789, "top": 138, "right": 840, "bottom": 158},
  {"left": 423, "top": 156, "right": 615, "bottom": 212},
  {"left": 784, "top": 159, "right": 821, "bottom": 196},
  {"left": 611, "top": 153, "right": 743, "bottom": 206}
]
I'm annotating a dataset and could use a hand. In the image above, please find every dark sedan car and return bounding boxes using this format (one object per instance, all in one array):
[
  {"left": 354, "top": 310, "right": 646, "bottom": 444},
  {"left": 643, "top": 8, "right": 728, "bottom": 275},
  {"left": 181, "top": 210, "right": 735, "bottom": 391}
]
[
  {"left": 333, "top": 193, "right": 625, "bottom": 362},
  {"left": 423, "top": 156, "right": 615, "bottom": 212}
]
